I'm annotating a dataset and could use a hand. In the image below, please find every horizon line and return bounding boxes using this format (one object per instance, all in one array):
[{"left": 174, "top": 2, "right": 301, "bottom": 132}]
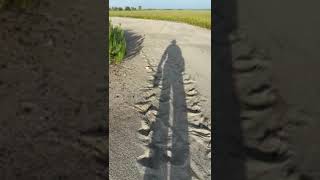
[{"left": 109, "top": 7, "right": 211, "bottom": 10}]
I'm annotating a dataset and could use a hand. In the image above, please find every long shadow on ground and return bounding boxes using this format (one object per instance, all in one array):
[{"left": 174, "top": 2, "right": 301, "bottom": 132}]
[{"left": 141, "top": 40, "right": 191, "bottom": 180}]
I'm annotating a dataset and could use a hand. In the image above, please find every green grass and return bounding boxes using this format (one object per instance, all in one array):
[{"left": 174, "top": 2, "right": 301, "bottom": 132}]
[
  {"left": 109, "top": 10, "right": 211, "bottom": 29},
  {"left": 109, "top": 21, "right": 126, "bottom": 64}
]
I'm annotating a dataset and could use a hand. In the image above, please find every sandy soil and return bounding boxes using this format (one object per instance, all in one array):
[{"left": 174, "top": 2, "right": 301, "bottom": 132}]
[
  {"left": 109, "top": 38, "right": 149, "bottom": 180},
  {"left": 109, "top": 18, "right": 211, "bottom": 180},
  {"left": 0, "top": 1, "right": 107, "bottom": 179}
]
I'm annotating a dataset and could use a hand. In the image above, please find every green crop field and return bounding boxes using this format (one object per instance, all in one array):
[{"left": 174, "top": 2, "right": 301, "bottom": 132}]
[{"left": 109, "top": 10, "right": 211, "bottom": 29}]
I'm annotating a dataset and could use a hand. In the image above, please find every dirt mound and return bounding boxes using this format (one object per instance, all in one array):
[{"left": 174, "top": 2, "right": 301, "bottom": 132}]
[{"left": 214, "top": 1, "right": 320, "bottom": 179}]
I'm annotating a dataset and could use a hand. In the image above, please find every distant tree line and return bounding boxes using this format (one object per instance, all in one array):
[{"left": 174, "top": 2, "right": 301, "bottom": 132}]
[{"left": 110, "top": 6, "right": 142, "bottom": 11}]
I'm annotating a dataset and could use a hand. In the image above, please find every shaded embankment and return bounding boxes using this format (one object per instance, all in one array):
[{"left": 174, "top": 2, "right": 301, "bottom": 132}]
[
  {"left": 215, "top": 0, "right": 320, "bottom": 179},
  {"left": 0, "top": 1, "right": 107, "bottom": 179}
]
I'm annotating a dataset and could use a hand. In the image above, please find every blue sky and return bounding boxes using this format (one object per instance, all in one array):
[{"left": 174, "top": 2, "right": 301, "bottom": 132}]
[{"left": 109, "top": 0, "right": 211, "bottom": 9}]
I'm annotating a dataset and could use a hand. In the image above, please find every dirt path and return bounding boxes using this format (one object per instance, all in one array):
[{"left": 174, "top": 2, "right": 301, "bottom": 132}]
[{"left": 109, "top": 18, "right": 211, "bottom": 180}]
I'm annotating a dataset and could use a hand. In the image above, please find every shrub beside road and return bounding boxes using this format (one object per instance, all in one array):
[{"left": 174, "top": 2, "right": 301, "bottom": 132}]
[{"left": 109, "top": 21, "right": 126, "bottom": 64}]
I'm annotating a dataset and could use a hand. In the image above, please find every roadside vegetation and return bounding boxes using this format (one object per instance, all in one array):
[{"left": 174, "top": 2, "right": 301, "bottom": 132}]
[
  {"left": 109, "top": 21, "right": 126, "bottom": 64},
  {"left": 109, "top": 9, "right": 211, "bottom": 29}
]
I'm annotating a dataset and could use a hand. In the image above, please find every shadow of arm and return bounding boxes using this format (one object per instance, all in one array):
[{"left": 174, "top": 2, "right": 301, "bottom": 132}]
[
  {"left": 153, "top": 48, "right": 167, "bottom": 87},
  {"left": 181, "top": 57, "right": 185, "bottom": 73}
]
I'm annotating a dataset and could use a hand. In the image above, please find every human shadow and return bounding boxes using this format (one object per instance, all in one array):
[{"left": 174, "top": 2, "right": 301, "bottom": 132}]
[
  {"left": 124, "top": 30, "right": 144, "bottom": 60},
  {"left": 213, "top": 0, "right": 246, "bottom": 180},
  {"left": 142, "top": 40, "right": 191, "bottom": 180}
]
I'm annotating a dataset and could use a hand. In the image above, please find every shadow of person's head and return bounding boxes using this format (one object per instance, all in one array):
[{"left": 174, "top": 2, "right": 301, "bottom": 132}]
[
  {"left": 167, "top": 39, "right": 182, "bottom": 58},
  {"left": 153, "top": 39, "right": 185, "bottom": 87}
]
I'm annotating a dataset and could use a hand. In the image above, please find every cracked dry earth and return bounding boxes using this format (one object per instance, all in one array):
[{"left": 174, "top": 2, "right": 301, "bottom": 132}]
[{"left": 109, "top": 18, "right": 211, "bottom": 180}]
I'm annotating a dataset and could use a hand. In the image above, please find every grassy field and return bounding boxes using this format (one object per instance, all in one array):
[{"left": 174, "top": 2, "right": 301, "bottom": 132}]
[
  {"left": 109, "top": 10, "right": 211, "bottom": 29},
  {"left": 109, "top": 21, "right": 126, "bottom": 64}
]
